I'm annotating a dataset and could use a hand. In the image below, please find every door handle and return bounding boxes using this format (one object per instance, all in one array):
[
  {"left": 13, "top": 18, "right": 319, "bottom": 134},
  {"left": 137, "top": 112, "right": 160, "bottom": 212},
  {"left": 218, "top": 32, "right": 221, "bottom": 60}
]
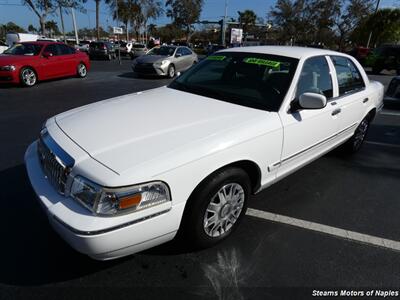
[
  {"left": 363, "top": 98, "right": 369, "bottom": 103},
  {"left": 331, "top": 108, "right": 341, "bottom": 116},
  {"left": 330, "top": 101, "right": 337, "bottom": 106}
]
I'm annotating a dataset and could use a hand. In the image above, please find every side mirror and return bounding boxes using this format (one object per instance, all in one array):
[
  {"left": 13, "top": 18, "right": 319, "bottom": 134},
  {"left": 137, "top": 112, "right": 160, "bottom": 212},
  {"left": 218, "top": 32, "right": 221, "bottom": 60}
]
[
  {"left": 176, "top": 71, "right": 181, "bottom": 77},
  {"left": 298, "top": 92, "right": 327, "bottom": 109},
  {"left": 42, "top": 52, "right": 53, "bottom": 58},
  {"left": 175, "top": 53, "right": 182, "bottom": 58}
]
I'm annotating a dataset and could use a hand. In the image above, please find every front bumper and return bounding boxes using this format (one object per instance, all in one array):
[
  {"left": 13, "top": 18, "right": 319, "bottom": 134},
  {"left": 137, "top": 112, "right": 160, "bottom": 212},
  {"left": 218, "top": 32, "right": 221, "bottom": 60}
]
[
  {"left": 0, "top": 70, "right": 18, "bottom": 83},
  {"left": 25, "top": 141, "right": 184, "bottom": 260},
  {"left": 133, "top": 63, "right": 167, "bottom": 76}
]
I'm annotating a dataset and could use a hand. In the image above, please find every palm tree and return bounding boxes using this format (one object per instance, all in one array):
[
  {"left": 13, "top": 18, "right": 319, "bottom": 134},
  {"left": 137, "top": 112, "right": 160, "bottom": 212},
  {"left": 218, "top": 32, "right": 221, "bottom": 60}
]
[
  {"left": 95, "top": 0, "right": 101, "bottom": 40},
  {"left": 28, "top": 24, "right": 37, "bottom": 33},
  {"left": 238, "top": 9, "right": 257, "bottom": 39}
]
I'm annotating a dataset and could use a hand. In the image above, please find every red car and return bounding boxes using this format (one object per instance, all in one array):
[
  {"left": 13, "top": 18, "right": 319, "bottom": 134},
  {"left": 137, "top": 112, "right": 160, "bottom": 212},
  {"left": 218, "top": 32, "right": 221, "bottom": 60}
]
[{"left": 0, "top": 41, "right": 90, "bottom": 87}]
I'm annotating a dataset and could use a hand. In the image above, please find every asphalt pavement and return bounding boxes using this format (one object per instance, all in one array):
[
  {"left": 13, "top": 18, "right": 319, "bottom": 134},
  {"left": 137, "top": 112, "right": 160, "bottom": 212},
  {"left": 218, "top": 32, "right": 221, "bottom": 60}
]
[{"left": 0, "top": 59, "right": 399, "bottom": 299}]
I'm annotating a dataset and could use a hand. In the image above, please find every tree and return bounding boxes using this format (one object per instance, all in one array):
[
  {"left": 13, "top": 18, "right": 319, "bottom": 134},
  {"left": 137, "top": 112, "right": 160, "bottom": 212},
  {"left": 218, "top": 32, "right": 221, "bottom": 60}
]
[
  {"left": 45, "top": 20, "right": 60, "bottom": 37},
  {"left": 166, "top": 0, "right": 203, "bottom": 42},
  {"left": 28, "top": 24, "right": 38, "bottom": 33},
  {"left": 269, "top": 0, "right": 312, "bottom": 45},
  {"left": 237, "top": 9, "right": 257, "bottom": 37},
  {"left": 141, "top": 0, "right": 163, "bottom": 42},
  {"left": 352, "top": 8, "right": 400, "bottom": 47},
  {"left": 334, "top": 0, "right": 374, "bottom": 49},
  {"left": 3, "top": 22, "right": 27, "bottom": 33},
  {"left": 23, "top": 0, "right": 85, "bottom": 36},
  {"left": 106, "top": 0, "right": 141, "bottom": 41}
]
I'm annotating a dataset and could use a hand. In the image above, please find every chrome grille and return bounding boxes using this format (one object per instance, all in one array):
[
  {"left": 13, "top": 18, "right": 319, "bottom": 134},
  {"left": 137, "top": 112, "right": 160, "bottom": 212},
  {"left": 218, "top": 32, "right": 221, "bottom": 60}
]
[{"left": 37, "top": 138, "right": 69, "bottom": 194}]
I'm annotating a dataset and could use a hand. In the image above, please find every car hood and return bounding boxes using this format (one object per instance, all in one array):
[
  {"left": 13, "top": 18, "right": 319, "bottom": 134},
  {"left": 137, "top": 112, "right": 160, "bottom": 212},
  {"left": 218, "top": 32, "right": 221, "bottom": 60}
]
[
  {"left": 136, "top": 55, "right": 169, "bottom": 64},
  {"left": 0, "top": 54, "right": 37, "bottom": 65},
  {"left": 54, "top": 86, "right": 272, "bottom": 177}
]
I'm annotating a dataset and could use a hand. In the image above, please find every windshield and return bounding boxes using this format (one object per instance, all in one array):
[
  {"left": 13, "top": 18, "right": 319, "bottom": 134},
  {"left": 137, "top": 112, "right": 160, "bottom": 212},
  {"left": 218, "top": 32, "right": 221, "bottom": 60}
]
[
  {"left": 168, "top": 52, "right": 299, "bottom": 111},
  {"left": 147, "top": 46, "right": 175, "bottom": 56},
  {"left": 4, "top": 43, "right": 42, "bottom": 56}
]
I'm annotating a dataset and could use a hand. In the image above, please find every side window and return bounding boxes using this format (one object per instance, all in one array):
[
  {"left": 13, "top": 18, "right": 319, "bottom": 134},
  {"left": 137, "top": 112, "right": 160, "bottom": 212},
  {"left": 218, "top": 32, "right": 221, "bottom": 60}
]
[
  {"left": 176, "top": 48, "right": 184, "bottom": 56},
  {"left": 58, "top": 44, "right": 74, "bottom": 55},
  {"left": 44, "top": 44, "right": 59, "bottom": 56},
  {"left": 296, "top": 56, "right": 333, "bottom": 99},
  {"left": 331, "top": 56, "right": 365, "bottom": 95},
  {"left": 183, "top": 47, "right": 192, "bottom": 55}
]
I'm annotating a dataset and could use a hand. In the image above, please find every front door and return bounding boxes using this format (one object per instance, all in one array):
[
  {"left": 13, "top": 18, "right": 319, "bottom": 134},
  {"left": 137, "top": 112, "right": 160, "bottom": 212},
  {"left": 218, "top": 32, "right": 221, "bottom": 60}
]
[
  {"left": 40, "top": 44, "right": 62, "bottom": 79},
  {"left": 278, "top": 56, "right": 340, "bottom": 178}
]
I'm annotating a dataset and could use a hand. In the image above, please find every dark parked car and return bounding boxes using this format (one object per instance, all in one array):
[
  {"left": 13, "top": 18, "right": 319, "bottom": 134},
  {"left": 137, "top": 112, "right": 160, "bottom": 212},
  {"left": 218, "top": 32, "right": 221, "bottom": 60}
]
[
  {"left": 89, "top": 41, "right": 116, "bottom": 60},
  {"left": 366, "top": 45, "right": 400, "bottom": 75},
  {"left": 384, "top": 76, "right": 400, "bottom": 108}
]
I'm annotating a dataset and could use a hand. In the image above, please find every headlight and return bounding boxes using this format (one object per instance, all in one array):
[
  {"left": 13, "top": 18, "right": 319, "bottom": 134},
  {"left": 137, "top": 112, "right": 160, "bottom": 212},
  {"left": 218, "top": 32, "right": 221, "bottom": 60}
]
[
  {"left": 70, "top": 176, "right": 171, "bottom": 216},
  {"left": 0, "top": 65, "right": 16, "bottom": 71},
  {"left": 154, "top": 60, "right": 168, "bottom": 67}
]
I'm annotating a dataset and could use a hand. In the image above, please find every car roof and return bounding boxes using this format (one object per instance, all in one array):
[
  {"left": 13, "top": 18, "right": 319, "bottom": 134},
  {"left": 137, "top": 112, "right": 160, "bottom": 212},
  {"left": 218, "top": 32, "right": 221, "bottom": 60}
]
[
  {"left": 21, "top": 41, "right": 62, "bottom": 46},
  {"left": 219, "top": 46, "right": 343, "bottom": 60}
]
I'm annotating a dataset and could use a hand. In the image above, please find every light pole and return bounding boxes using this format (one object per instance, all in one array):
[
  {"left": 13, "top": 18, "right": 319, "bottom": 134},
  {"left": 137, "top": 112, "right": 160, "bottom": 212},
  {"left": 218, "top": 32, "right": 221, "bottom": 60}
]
[
  {"left": 366, "top": 0, "right": 381, "bottom": 48},
  {"left": 222, "top": 0, "right": 228, "bottom": 46},
  {"left": 71, "top": 7, "right": 79, "bottom": 45},
  {"left": 115, "top": 0, "right": 121, "bottom": 64}
]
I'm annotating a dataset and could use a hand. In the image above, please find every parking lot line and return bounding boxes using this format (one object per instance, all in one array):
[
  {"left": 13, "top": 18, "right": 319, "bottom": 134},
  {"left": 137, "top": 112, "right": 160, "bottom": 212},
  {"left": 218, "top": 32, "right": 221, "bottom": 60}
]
[
  {"left": 379, "top": 110, "right": 400, "bottom": 116},
  {"left": 246, "top": 208, "right": 400, "bottom": 251},
  {"left": 365, "top": 141, "right": 400, "bottom": 148}
]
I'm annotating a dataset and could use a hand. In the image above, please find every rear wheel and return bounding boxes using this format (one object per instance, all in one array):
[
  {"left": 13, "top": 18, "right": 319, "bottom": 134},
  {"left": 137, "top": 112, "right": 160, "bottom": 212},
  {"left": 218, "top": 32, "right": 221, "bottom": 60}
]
[
  {"left": 77, "top": 63, "right": 87, "bottom": 78},
  {"left": 180, "top": 167, "right": 250, "bottom": 248},
  {"left": 341, "top": 116, "right": 370, "bottom": 153},
  {"left": 20, "top": 67, "right": 37, "bottom": 87}
]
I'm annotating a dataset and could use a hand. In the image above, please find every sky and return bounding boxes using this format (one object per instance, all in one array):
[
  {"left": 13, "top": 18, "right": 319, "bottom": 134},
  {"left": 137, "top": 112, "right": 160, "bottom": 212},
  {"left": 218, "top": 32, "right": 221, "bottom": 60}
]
[{"left": 0, "top": 0, "right": 398, "bottom": 33}]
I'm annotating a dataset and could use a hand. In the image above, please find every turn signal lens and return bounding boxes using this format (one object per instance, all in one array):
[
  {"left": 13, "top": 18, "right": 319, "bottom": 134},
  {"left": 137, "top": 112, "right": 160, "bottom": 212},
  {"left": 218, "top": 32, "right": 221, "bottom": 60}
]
[{"left": 119, "top": 194, "right": 142, "bottom": 210}]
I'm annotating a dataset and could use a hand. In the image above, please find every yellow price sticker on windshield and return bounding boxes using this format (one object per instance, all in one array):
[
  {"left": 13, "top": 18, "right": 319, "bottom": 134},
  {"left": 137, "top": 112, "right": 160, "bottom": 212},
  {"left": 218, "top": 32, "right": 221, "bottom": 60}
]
[
  {"left": 207, "top": 55, "right": 226, "bottom": 61},
  {"left": 244, "top": 57, "right": 280, "bottom": 68}
]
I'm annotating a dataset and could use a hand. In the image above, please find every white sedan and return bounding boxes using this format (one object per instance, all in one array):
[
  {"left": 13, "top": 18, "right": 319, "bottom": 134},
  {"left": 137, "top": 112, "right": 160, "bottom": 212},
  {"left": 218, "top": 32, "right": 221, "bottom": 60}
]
[{"left": 25, "top": 46, "right": 384, "bottom": 260}]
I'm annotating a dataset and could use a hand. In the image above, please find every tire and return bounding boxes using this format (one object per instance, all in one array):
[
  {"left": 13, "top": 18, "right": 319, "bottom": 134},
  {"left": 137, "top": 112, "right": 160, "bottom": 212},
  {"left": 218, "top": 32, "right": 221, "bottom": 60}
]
[
  {"left": 180, "top": 167, "right": 251, "bottom": 249},
  {"left": 341, "top": 116, "right": 370, "bottom": 153},
  {"left": 77, "top": 63, "right": 87, "bottom": 78},
  {"left": 167, "top": 64, "right": 175, "bottom": 78},
  {"left": 20, "top": 67, "right": 37, "bottom": 87}
]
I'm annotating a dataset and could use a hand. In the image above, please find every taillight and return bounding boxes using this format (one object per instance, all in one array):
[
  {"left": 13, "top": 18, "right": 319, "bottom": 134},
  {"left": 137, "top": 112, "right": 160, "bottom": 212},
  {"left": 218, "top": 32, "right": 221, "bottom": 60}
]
[{"left": 103, "top": 45, "right": 107, "bottom": 50}]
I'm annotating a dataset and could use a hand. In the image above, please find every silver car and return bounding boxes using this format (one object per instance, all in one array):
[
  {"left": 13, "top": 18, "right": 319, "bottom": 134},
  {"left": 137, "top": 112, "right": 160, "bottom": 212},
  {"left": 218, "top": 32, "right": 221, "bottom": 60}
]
[{"left": 132, "top": 45, "right": 198, "bottom": 78}]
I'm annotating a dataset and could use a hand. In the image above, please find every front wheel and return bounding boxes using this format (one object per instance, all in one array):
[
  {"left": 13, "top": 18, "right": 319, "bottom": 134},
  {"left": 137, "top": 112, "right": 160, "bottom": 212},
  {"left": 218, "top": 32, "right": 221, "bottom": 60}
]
[
  {"left": 77, "top": 63, "right": 87, "bottom": 78},
  {"left": 20, "top": 67, "right": 37, "bottom": 87},
  {"left": 180, "top": 167, "right": 250, "bottom": 249},
  {"left": 167, "top": 64, "right": 175, "bottom": 78},
  {"left": 342, "top": 117, "right": 370, "bottom": 153}
]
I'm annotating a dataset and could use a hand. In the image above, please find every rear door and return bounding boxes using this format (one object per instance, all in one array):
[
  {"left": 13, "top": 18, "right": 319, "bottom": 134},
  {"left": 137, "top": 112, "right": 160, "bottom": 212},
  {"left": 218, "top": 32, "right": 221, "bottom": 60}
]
[
  {"left": 181, "top": 47, "right": 195, "bottom": 70},
  {"left": 328, "top": 56, "right": 367, "bottom": 135},
  {"left": 57, "top": 44, "right": 77, "bottom": 75}
]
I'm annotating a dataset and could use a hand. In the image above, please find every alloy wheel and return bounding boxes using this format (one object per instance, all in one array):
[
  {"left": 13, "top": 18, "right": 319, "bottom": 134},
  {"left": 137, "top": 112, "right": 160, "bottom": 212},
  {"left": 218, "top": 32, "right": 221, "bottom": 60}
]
[
  {"left": 353, "top": 118, "right": 369, "bottom": 150},
  {"left": 203, "top": 183, "right": 245, "bottom": 238},
  {"left": 21, "top": 69, "right": 36, "bottom": 86}
]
